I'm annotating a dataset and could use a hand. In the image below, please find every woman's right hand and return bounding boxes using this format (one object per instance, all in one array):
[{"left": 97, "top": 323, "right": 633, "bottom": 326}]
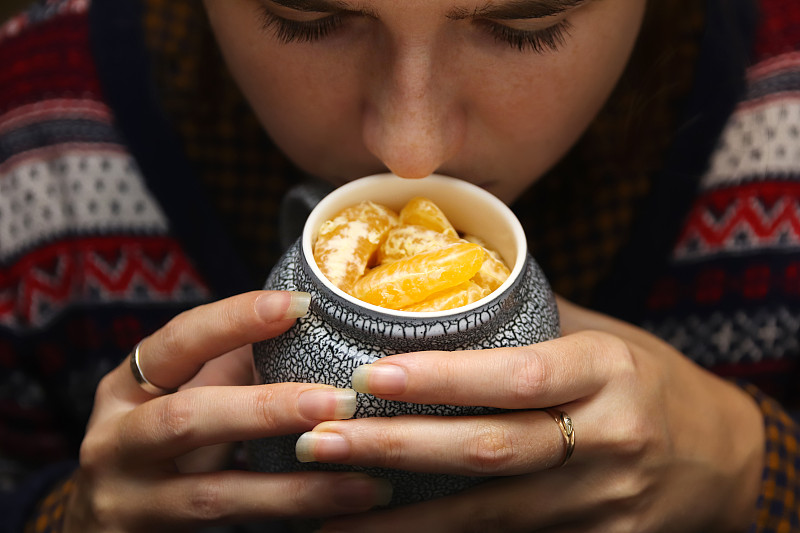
[{"left": 64, "top": 290, "right": 391, "bottom": 532}]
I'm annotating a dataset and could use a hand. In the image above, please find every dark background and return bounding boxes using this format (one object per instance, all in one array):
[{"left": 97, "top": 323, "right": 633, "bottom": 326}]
[{"left": 2, "top": 0, "right": 33, "bottom": 23}]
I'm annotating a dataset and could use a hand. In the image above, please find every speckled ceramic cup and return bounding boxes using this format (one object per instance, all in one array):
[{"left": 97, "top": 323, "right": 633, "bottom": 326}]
[{"left": 250, "top": 173, "right": 560, "bottom": 507}]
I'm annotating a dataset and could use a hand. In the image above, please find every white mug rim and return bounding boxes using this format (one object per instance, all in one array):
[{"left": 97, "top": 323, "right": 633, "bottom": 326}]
[{"left": 301, "top": 173, "right": 528, "bottom": 318}]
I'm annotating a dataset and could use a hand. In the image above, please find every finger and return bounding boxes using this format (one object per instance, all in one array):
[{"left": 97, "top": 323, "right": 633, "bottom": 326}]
[
  {"left": 118, "top": 383, "right": 357, "bottom": 460},
  {"left": 180, "top": 345, "right": 256, "bottom": 389},
  {"left": 112, "top": 290, "right": 310, "bottom": 401},
  {"left": 351, "top": 331, "right": 627, "bottom": 408},
  {"left": 320, "top": 471, "right": 589, "bottom": 533},
  {"left": 294, "top": 410, "right": 572, "bottom": 476},
  {"left": 130, "top": 471, "right": 393, "bottom": 528}
]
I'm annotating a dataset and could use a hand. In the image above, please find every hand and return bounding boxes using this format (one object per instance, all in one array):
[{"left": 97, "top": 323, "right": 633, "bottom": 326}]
[
  {"left": 65, "top": 290, "right": 391, "bottom": 533},
  {"left": 301, "top": 297, "right": 765, "bottom": 532}
]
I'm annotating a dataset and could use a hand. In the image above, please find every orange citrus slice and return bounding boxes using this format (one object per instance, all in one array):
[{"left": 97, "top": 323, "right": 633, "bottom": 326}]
[
  {"left": 462, "top": 234, "right": 511, "bottom": 292},
  {"left": 377, "top": 224, "right": 460, "bottom": 264},
  {"left": 402, "top": 281, "right": 487, "bottom": 312},
  {"left": 351, "top": 243, "right": 485, "bottom": 310},
  {"left": 399, "top": 197, "right": 458, "bottom": 237},
  {"left": 313, "top": 201, "right": 398, "bottom": 291}
]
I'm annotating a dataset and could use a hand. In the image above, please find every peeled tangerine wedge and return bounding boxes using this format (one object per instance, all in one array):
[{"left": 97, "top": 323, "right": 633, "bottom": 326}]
[
  {"left": 313, "top": 201, "right": 398, "bottom": 292},
  {"left": 377, "top": 225, "right": 460, "bottom": 264},
  {"left": 402, "top": 281, "right": 487, "bottom": 312},
  {"left": 379, "top": 225, "right": 512, "bottom": 293},
  {"left": 351, "top": 243, "right": 485, "bottom": 310},
  {"left": 399, "top": 197, "right": 458, "bottom": 237}
]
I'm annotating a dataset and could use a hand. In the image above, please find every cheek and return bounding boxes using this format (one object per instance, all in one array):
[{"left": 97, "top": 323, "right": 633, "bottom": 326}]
[
  {"left": 206, "top": 6, "right": 370, "bottom": 172},
  {"left": 467, "top": 0, "right": 645, "bottom": 168},
  {"left": 230, "top": 51, "right": 364, "bottom": 160}
]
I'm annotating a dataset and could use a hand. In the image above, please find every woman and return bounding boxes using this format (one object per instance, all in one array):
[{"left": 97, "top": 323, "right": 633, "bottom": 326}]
[{"left": 1, "top": 0, "right": 798, "bottom": 531}]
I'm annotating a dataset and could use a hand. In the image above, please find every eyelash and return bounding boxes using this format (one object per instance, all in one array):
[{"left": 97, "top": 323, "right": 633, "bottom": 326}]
[
  {"left": 257, "top": 7, "right": 571, "bottom": 54},
  {"left": 258, "top": 8, "right": 345, "bottom": 43},
  {"left": 481, "top": 19, "right": 572, "bottom": 53}
]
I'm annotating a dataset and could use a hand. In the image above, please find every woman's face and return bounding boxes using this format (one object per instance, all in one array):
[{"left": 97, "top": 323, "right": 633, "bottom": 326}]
[{"left": 203, "top": 0, "right": 646, "bottom": 203}]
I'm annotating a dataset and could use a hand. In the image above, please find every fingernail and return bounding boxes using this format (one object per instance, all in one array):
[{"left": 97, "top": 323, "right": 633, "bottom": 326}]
[
  {"left": 333, "top": 474, "right": 394, "bottom": 509},
  {"left": 351, "top": 364, "right": 407, "bottom": 395},
  {"left": 285, "top": 291, "right": 312, "bottom": 318},
  {"left": 296, "top": 431, "right": 350, "bottom": 463},
  {"left": 255, "top": 291, "right": 311, "bottom": 322},
  {"left": 298, "top": 388, "right": 357, "bottom": 421}
]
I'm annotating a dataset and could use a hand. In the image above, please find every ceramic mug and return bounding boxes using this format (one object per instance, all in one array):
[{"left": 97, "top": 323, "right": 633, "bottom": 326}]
[{"left": 250, "top": 173, "right": 560, "bottom": 507}]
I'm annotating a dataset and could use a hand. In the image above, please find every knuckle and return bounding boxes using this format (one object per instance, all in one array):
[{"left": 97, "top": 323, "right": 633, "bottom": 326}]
[
  {"left": 159, "top": 393, "right": 195, "bottom": 443},
  {"left": 608, "top": 471, "right": 651, "bottom": 506},
  {"left": 79, "top": 434, "right": 103, "bottom": 468},
  {"left": 94, "top": 372, "right": 116, "bottom": 401},
  {"left": 158, "top": 313, "right": 189, "bottom": 358},
  {"left": 253, "top": 386, "right": 281, "bottom": 429},
  {"left": 371, "top": 426, "right": 404, "bottom": 466},
  {"left": 463, "top": 422, "right": 516, "bottom": 475},
  {"left": 615, "top": 409, "right": 663, "bottom": 459},
  {"left": 90, "top": 488, "right": 118, "bottom": 527},
  {"left": 600, "top": 474, "right": 657, "bottom": 533},
  {"left": 581, "top": 329, "right": 637, "bottom": 374},
  {"left": 507, "top": 349, "right": 547, "bottom": 402},
  {"left": 281, "top": 476, "right": 321, "bottom": 513},
  {"left": 187, "top": 478, "right": 229, "bottom": 522},
  {"left": 79, "top": 422, "right": 118, "bottom": 469}
]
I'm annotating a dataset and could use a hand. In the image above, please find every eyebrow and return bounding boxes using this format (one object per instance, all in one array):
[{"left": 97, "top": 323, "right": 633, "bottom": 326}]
[
  {"left": 266, "top": 0, "right": 588, "bottom": 19},
  {"left": 268, "top": 0, "right": 355, "bottom": 12},
  {"left": 449, "top": 0, "right": 589, "bottom": 20}
]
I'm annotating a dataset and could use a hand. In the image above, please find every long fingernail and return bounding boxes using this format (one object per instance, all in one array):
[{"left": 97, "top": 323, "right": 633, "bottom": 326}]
[
  {"left": 255, "top": 291, "right": 311, "bottom": 322},
  {"left": 351, "top": 364, "right": 407, "bottom": 395},
  {"left": 333, "top": 474, "right": 393, "bottom": 509},
  {"left": 285, "top": 291, "right": 312, "bottom": 318},
  {"left": 296, "top": 431, "right": 350, "bottom": 463},
  {"left": 298, "top": 388, "right": 357, "bottom": 421}
]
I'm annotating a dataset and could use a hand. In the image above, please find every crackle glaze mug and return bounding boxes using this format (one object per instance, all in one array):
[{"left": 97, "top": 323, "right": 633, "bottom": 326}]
[{"left": 250, "top": 173, "right": 560, "bottom": 507}]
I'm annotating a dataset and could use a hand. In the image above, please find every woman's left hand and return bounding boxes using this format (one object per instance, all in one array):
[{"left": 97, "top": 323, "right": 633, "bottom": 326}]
[{"left": 306, "top": 297, "right": 765, "bottom": 532}]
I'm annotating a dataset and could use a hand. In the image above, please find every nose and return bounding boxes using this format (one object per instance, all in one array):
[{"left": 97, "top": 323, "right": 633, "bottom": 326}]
[{"left": 362, "top": 41, "right": 465, "bottom": 179}]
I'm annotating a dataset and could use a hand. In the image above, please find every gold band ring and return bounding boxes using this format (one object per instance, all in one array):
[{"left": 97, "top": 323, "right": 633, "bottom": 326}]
[
  {"left": 545, "top": 409, "right": 575, "bottom": 467},
  {"left": 129, "top": 340, "right": 177, "bottom": 396}
]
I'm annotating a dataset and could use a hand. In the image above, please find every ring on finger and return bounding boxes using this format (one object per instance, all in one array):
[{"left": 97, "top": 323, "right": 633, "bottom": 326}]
[
  {"left": 545, "top": 409, "right": 575, "bottom": 468},
  {"left": 129, "top": 340, "right": 178, "bottom": 396}
]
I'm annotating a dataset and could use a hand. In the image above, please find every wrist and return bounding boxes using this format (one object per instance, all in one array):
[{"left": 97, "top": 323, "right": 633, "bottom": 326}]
[{"left": 714, "top": 379, "right": 765, "bottom": 531}]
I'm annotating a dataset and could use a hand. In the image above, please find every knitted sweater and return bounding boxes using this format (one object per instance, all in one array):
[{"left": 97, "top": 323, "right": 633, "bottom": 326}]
[{"left": 0, "top": 0, "right": 799, "bottom": 531}]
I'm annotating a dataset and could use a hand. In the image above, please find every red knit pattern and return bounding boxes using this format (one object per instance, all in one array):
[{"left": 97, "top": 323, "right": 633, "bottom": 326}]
[
  {"left": 0, "top": 236, "right": 208, "bottom": 328},
  {"left": 754, "top": 0, "right": 800, "bottom": 61},
  {"left": 0, "top": 13, "right": 102, "bottom": 116}
]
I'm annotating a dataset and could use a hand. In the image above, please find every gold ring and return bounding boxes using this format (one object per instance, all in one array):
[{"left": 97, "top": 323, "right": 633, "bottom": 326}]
[
  {"left": 129, "top": 340, "right": 177, "bottom": 396},
  {"left": 545, "top": 409, "right": 575, "bottom": 467}
]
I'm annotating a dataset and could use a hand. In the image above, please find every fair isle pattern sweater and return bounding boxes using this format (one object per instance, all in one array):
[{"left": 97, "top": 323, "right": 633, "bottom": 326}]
[
  {"left": 642, "top": 3, "right": 800, "bottom": 400},
  {"left": 0, "top": 1, "right": 213, "bottom": 523},
  {"left": 0, "top": 0, "right": 799, "bottom": 531}
]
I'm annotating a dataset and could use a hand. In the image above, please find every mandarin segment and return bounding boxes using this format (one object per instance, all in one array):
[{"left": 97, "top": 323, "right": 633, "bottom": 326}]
[
  {"left": 378, "top": 224, "right": 460, "bottom": 264},
  {"left": 399, "top": 197, "right": 458, "bottom": 237},
  {"left": 314, "top": 196, "right": 513, "bottom": 312},
  {"left": 402, "top": 281, "right": 487, "bottom": 312},
  {"left": 463, "top": 234, "right": 504, "bottom": 262},
  {"left": 313, "top": 201, "right": 398, "bottom": 291},
  {"left": 351, "top": 243, "right": 485, "bottom": 310},
  {"left": 461, "top": 233, "right": 511, "bottom": 292},
  {"left": 472, "top": 253, "right": 511, "bottom": 292}
]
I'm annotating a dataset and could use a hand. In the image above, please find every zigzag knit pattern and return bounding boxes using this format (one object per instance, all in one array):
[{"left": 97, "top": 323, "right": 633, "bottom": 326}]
[
  {"left": 641, "top": 0, "right": 800, "bottom": 392},
  {"left": 0, "top": 0, "right": 211, "bottom": 481}
]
